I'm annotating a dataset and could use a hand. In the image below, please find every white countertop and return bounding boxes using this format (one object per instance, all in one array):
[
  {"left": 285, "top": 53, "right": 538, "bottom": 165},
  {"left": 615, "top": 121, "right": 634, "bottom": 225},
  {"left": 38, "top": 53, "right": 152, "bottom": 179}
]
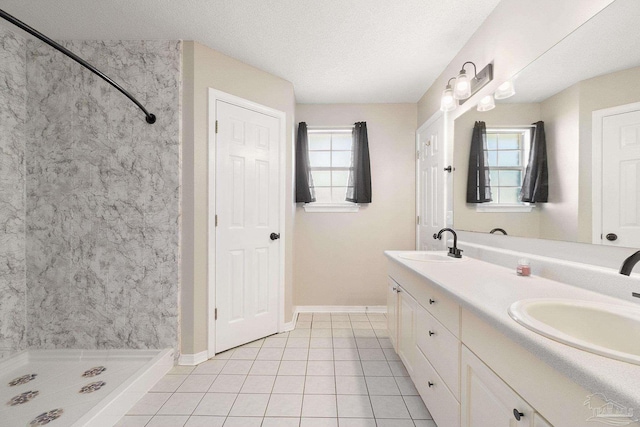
[{"left": 385, "top": 250, "right": 640, "bottom": 411}]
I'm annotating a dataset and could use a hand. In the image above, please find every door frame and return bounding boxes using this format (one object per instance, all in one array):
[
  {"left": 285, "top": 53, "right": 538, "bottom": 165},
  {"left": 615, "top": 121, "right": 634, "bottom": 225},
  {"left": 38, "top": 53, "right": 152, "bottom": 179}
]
[
  {"left": 207, "top": 88, "right": 287, "bottom": 357},
  {"left": 591, "top": 101, "right": 640, "bottom": 245},
  {"left": 415, "top": 110, "right": 446, "bottom": 250}
]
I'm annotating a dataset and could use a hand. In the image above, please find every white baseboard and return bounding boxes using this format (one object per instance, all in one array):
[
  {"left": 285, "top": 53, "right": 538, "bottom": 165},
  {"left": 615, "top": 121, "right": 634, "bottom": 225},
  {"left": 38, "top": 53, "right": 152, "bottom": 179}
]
[
  {"left": 178, "top": 350, "right": 208, "bottom": 366},
  {"left": 281, "top": 319, "right": 296, "bottom": 332},
  {"left": 294, "top": 305, "right": 387, "bottom": 314}
]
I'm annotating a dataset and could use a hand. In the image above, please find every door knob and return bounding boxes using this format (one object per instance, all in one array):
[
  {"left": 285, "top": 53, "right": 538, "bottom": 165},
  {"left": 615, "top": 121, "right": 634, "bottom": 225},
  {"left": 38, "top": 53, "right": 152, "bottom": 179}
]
[
  {"left": 444, "top": 166, "right": 454, "bottom": 173},
  {"left": 513, "top": 409, "right": 524, "bottom": 421},
  {"left": 606, "top": 233, "right": 618, "bottom": 241},
  {"left": 270, "top": 233, "right": 280, "bottom": 241}
]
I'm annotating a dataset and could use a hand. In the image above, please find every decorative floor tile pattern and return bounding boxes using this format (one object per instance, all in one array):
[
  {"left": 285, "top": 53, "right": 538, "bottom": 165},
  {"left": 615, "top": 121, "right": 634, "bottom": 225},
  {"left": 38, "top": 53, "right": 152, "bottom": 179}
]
[{"left": 118, "top": 313, "right": 438, "bottom": 427}]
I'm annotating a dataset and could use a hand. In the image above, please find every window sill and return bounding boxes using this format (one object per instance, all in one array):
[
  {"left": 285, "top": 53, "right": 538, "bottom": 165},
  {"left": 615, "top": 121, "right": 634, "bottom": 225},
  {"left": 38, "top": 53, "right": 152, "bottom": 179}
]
[
  {"left": 475, "top": 204, "right": 534, "bottom": 213},
  {"left": 303, "top": 203, "right": 360, "bottom": 213}
]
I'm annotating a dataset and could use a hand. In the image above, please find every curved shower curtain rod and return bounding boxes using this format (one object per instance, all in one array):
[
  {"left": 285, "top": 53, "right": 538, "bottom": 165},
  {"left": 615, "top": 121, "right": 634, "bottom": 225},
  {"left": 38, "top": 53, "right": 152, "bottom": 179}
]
[{"left": 0, "top": 8, "right": 156, "bottom": 124}]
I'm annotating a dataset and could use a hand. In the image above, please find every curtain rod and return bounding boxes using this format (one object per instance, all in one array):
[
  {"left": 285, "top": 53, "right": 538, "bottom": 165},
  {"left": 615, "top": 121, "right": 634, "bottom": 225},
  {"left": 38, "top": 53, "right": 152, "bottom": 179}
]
[{"left": 0, "top": 8, "right": 156, "bottom": 124}]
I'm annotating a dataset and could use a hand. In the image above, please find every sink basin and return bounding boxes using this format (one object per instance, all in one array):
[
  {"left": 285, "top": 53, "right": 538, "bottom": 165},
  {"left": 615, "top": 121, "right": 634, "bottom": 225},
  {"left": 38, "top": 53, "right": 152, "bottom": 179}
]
[
  {"left": 397, "top": 251, "right": 468, "bottom": 262},
  {"left": 509, "top": 298, "right": 640, "bottom": 365}
]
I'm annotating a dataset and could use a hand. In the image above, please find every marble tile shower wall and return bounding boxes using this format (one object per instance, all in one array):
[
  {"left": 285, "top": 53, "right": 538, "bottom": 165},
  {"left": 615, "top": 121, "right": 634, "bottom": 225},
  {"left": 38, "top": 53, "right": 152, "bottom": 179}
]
[
  {"left": 24, "top": 39, "right": 182, "bottom": 349},
  {"left": 0, "top": 26, "right": 27, "bottom": 355}
]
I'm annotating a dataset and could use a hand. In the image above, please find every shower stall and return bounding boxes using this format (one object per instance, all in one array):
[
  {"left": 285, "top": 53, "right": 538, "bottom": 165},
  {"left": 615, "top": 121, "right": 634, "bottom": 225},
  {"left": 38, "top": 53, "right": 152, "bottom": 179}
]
[{"left": 0, "top": 16, "right": 182, "bottom": 426}]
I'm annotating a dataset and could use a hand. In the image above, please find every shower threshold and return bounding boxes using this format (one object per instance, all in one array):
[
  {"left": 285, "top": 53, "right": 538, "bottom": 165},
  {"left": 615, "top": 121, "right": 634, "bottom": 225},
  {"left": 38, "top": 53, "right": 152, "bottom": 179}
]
[{"left": 0, "top": 348, "right": 173, "bottom": 427}]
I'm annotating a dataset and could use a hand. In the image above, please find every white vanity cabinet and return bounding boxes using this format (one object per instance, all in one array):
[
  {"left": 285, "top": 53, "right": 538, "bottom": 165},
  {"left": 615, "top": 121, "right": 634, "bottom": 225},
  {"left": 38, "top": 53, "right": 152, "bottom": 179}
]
[
  {"left": 461, "top": 346, "right": 534, "bottom": 427},
  {"left": 397, "top": 286, "right": 417, "bottom": 375},
  {"left": 387, "top": 264, "right": 462, "bottom": 427},
  {"left": 534, "top": 414, "right": 553, "bottom": 427},
  {"left": 387, "top": 277, "right": 398, "bottom": 348}
]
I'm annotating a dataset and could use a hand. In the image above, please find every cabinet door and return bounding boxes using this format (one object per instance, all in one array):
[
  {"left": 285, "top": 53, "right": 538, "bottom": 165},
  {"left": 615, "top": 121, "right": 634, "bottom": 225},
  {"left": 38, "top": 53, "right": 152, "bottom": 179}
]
[
  {"left": 534, "top": 414, "right": 553, "bottom": 427},
  {"left": 387, "top": 277, "right": 399, "bottom": 350},
  {"left": 461, "top": 346, "right": 534, "bottom": 427},
  {"left": 397, "top": 286, "right": 417, "bottom": 375}
]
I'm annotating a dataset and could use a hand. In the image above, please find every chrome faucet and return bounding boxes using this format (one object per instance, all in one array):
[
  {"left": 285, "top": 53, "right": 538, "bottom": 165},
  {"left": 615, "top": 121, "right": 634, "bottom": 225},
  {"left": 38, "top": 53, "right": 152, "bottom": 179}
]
[
  {"left": 490, "top": 228, "right": 508, "bottom": 235},
  {"left": 433, "top": 228, "right": 463, "bottom": 258},
  {"left": 620, "top": 250, "right": 640, "bottom": 276}
]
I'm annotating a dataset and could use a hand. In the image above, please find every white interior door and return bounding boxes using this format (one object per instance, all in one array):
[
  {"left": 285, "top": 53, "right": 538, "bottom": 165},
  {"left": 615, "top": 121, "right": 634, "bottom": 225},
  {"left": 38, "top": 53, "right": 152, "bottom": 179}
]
[
  {"left": 601, "top": 108, "right": 640, "bottom": 247},
  {"left": 215, "top": 100, "right": 280, "bottom": 352},
  {"left": 417, "top": 115, "right": 446, "bottom": 250}
]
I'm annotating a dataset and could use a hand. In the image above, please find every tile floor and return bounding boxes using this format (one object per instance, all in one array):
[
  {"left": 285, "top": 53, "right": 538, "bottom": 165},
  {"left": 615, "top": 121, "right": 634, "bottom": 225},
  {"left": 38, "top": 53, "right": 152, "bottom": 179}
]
[{"left": 116, "top": 313, "right": 437, "bottom": 427}]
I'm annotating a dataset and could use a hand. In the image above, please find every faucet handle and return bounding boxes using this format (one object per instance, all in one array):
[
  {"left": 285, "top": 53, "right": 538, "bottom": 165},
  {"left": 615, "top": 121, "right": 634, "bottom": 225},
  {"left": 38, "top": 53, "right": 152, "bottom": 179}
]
[{"left": 448, "top": 247, "right": 463, "bottom": 258}]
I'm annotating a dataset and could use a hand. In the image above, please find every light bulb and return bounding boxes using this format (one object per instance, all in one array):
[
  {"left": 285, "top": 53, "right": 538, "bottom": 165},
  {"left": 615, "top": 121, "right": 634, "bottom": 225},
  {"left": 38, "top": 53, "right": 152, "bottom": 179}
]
[
  {"left": 477, "top": 95, "right": 495, "bottom": 112},
  {"left": 453, "top": 70, "right": 472, "bottom": 100},
  {"left": 494, "top": 80, "right": 515, "bottom": 99},
  {"left": 440, "top": 85, "right": 457, "bottom": 112}
]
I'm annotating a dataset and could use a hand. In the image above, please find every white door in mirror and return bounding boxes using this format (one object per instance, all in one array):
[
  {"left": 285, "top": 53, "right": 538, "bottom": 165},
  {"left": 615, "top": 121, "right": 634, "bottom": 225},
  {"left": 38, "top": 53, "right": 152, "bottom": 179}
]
[{"left": 602, "top": 108, "right": 640, "bottom": 247}]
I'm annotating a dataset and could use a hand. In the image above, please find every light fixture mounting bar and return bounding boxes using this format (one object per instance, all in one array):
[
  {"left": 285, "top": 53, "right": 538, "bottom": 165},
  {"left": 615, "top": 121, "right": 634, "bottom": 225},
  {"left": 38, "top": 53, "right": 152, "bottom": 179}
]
[{"left": 459, "top": 63, "right": 493, "bottom": 105}]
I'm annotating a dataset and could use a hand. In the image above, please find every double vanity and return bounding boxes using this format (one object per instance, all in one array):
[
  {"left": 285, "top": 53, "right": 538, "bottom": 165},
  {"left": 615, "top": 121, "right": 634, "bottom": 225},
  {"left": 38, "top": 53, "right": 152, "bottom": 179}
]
[{"left": 385, "top": 250, "right": 640, "bottom": 427}]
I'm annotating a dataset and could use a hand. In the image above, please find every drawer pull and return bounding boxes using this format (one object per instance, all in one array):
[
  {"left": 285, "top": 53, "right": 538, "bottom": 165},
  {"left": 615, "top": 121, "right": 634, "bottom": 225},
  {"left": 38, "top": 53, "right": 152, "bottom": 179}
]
[
  {"left": 428, "top": 330, "right": 435, "bottom": 336},
  {"left": 513, "top": 409, "right": 524, "bottom": 421},
  {"left": 429, "top": 299, "right": 436, "bottom": 305},
  {"left": 392, "top": 287, "right": 397, "bottom": 292},
  {"left": 428, "top": 381, "right": 434, "bottom": 388}
]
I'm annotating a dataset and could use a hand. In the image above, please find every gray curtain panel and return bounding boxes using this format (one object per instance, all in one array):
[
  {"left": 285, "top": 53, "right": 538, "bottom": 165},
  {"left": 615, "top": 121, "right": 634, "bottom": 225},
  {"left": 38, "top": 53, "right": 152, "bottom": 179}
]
[
  {"left": 295, "top": 122, "right": 316, "bottom": 203},
  {"left": 520, "top": 121, "right": 548, "bottom": 203},
  {"left": 466, "top": 121, "right": 492, "bottom": 203},
  {"left": 346, "top": 122, "right": 372, "bottom": 203}
]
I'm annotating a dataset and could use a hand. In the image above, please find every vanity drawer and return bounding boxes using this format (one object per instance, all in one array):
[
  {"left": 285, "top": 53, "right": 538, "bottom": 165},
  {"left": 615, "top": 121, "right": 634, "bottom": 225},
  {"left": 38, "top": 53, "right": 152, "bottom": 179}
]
[
  {"left": 389, "top": 261, "right": 460, "bottom": 337},
  {"left": 416, "top": 304, "right": 460, "bottom": 399},
  {"left": 414, "top": 346, "right": 461, "bottom": 427}
]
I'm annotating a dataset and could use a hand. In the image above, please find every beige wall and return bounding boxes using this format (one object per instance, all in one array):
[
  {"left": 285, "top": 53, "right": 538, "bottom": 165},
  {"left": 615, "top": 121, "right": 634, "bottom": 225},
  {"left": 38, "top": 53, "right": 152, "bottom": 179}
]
[
  {"left": 577, "top": 65, "right": 640, "bottom": 242},
  {"left": 453, "top": 103, "right": 542, "bottom": 237},
  {"left": 294, "top": 104, "right": 417, "bottom": 307},
  {"left": 539, "top": 85, "right": 580, "bottom": 241},
  {"left": 181, "top": 41, "right": 296, "bottom": 355},
  {"left": 417, "top": 0, "right": 614, "bottom": 126}
]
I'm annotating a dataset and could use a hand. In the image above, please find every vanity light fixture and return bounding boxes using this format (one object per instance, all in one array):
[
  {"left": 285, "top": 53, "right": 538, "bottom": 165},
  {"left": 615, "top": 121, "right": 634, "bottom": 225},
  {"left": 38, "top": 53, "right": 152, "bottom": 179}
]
[
  {"left": 477, "top": 94, "right": 496, "bottom": 112},
  {"left": 439, "top": 61, "right": 494, "bottom": 112},
  {"left": 494, "top": 80, "right": 516, "bottom": 99},
  {"left": 440, "top": 78, "right": 457, "bottom": 112},
  {"left": 454, "top": 64, "right": 473, "bottom": 100}
]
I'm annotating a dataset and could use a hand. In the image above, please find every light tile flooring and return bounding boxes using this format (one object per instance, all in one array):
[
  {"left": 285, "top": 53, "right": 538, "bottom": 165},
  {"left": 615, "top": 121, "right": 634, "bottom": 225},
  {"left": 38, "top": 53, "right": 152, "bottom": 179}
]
[{"left": 117, "top": 313, "right": 437, "bottom": 427}]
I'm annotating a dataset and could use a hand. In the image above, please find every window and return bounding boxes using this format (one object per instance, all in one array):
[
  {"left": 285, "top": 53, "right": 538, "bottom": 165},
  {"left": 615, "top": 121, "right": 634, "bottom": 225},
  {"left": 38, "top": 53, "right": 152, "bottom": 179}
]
[
  {"left": 304, "top": 127, "right": 359, "bottom": 212},
  {"left": 477, "top": 127, "right": 533, "bottom": 212}
]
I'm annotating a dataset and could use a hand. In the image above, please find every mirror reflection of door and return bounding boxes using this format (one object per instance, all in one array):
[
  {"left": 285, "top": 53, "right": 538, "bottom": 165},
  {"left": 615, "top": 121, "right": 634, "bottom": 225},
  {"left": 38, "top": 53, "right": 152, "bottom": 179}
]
[
  {"left": 599, "top": 105, "right": 640, "bottom": 247},
  {"left": 417, "top": 115, "right": 445, "bottom": 251}
]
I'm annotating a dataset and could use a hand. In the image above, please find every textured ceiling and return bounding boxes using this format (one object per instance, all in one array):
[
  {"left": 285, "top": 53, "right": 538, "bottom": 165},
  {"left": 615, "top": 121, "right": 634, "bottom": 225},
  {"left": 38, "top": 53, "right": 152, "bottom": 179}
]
[{"left": 0, "top": 0, "right": 501, "bottom": 103}]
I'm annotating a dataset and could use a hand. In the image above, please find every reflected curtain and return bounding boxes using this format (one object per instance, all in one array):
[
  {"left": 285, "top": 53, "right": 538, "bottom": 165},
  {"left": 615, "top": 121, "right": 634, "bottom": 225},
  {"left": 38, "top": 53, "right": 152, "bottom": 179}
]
[
  {"left": 346, "top": 122, "right": 372, "bottom": 203},
  {"left": 295, "top": 122, "right": 316, "bottom": 203},
  {"left": 520, "top": 121, "right": 548, "bottom": 203},
  {"left": 466, "top": 121, "right": 492, "bottom": 203}
]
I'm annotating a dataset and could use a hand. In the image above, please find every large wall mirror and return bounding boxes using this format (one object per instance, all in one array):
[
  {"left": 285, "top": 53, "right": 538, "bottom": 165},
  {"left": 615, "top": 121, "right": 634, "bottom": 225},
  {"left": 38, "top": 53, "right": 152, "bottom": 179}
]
[{"left": 453, "top": 0, "right": 640, "bottom": 248}]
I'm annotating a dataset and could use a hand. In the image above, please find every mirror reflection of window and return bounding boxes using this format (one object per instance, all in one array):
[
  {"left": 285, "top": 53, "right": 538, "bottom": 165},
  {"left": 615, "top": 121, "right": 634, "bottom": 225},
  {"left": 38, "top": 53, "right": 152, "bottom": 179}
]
[{"left": 485, "top": 128, "right": 531, "bottom": 205}]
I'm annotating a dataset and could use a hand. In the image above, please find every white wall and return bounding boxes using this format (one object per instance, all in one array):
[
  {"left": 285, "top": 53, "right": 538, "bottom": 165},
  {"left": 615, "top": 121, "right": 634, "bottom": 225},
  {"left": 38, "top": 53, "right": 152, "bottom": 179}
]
[{"left": 294, "top": 104, "right": 417, "bottom": 307}]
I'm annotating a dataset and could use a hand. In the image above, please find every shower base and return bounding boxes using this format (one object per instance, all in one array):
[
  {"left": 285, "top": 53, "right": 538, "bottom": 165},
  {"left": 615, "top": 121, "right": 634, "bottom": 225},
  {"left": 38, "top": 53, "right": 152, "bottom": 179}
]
[{"left": 0, "top": 348, "right": 173, "bottom": 427}]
